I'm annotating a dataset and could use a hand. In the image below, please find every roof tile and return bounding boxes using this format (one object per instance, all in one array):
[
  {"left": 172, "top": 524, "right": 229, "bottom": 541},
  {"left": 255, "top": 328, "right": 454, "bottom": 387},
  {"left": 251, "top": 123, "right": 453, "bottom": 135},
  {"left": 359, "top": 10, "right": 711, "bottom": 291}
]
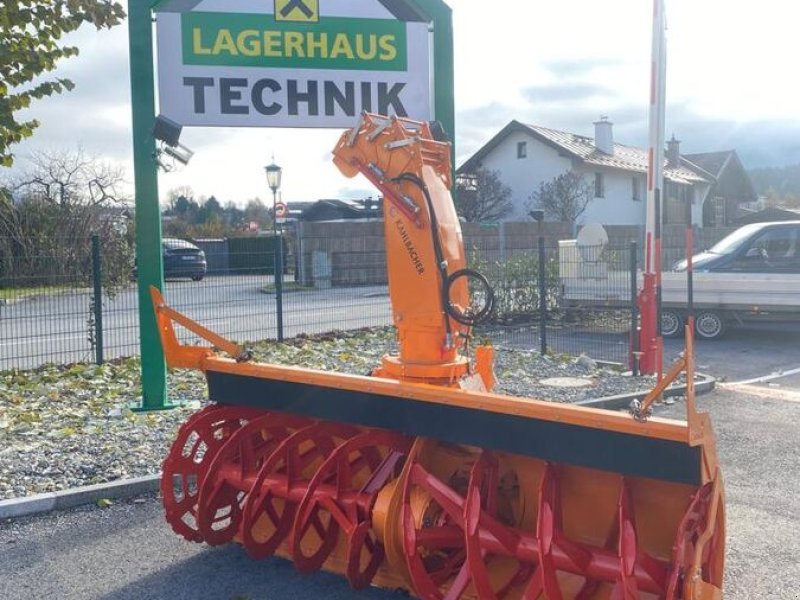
[{"left": 525, "top": 124, "right": 711, "bottom": 184}]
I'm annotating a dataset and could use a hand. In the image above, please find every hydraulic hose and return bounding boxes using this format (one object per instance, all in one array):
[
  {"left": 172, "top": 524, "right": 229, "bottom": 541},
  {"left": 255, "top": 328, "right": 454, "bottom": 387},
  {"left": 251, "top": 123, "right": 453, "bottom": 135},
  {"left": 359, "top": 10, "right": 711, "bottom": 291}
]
[{"left": 444, "top": 268, "right": 495, "bottom": 326}]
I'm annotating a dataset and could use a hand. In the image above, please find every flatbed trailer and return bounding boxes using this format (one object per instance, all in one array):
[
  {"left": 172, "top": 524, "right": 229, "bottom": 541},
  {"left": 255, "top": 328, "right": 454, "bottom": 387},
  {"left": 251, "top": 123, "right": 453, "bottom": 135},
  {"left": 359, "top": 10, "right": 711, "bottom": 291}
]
[{"left": 559, "top": 241, "right": 800, "bottom": 339}]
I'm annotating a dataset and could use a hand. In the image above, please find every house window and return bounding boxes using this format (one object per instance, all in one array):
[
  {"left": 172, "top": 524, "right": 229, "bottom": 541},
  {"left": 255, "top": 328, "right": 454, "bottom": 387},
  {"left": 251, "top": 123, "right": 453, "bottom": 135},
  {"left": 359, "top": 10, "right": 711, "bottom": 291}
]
[
  {"left": 594, "top": 172, "right": 605, "bottom": 198},
  {"left": 632, "top": 177, "right": 642, "bottom": 201},
  {"left": 517, "top": 141, "right": 527, "bottom": 159}
]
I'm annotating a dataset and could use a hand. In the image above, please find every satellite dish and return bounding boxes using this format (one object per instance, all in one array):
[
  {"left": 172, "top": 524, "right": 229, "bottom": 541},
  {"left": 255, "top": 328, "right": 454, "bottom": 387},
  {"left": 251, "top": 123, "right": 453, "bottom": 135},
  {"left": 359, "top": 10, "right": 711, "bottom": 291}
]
[{"left": 576, "top": 223, "right": 609, "bottom": 262}]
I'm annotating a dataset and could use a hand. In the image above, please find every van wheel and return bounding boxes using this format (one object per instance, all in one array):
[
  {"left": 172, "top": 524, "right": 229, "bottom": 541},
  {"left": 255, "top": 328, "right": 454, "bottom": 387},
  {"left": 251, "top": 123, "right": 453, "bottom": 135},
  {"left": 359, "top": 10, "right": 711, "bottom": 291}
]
[
  {"left": 191, "top": 274, "right": 204, "bottom": 282},
  {"left": 661, "top": 310, "right": 684, "bottom": 338},
  {"left": 695, "top": 311, "right": 726, "bottom": 340}
]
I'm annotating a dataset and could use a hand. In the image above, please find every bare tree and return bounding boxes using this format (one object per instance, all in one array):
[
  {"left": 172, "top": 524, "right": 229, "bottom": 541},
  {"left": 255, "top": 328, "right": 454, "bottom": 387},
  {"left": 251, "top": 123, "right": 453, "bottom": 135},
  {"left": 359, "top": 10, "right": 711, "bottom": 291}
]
[
  {"left": 164, "top": 186, "right": 196, "bottom": 212},
  {"left": 455, "top": 167, "right": 513, "bottom": 223},
  {"left": 11, "top": 148, "right": 127, "bottom": 209},
  {"left": 528, "top": 171, "right": 592, "bottom": 224},
  {"left": 0, "top": 148, "right": 132, "bottom": 289}
]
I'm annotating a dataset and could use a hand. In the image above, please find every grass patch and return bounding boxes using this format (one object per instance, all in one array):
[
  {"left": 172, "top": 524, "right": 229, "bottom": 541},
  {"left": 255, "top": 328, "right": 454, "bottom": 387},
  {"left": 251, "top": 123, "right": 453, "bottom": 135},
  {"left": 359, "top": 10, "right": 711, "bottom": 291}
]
[{"left": 0, "top": 285, "right": 81, "bottom": 301}]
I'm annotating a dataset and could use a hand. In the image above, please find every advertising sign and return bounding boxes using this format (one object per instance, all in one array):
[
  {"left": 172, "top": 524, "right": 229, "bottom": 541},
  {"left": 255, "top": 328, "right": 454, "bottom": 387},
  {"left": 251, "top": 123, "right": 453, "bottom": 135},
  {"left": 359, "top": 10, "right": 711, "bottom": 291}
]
[{"left": 156, "top": 0, "right": 432, "bottom": 128}]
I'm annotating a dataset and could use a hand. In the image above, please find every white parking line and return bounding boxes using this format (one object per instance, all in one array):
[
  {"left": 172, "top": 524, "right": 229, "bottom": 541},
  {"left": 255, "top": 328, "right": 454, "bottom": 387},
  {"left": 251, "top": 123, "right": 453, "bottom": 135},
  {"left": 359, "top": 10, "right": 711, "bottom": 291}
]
[{"left": 721, "top": 366, "right": 800, "bottom": 387}]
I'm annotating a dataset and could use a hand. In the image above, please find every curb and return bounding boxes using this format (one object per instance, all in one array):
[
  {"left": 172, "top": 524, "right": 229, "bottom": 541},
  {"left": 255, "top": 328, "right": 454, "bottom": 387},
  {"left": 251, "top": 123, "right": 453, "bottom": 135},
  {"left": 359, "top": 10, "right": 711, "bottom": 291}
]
[
  {"left": 575, "top": 373, "right": 716, "bottom": 410},
  {"left": 0, "top": 474, "right": 160, "bottom": 521}
]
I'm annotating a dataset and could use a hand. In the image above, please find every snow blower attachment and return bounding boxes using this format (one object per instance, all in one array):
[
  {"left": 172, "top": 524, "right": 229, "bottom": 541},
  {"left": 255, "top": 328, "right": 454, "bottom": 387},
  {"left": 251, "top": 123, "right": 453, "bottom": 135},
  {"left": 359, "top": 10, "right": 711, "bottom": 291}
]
[{"left": 153, "top": 114, "right": 724, "bottom": 599}]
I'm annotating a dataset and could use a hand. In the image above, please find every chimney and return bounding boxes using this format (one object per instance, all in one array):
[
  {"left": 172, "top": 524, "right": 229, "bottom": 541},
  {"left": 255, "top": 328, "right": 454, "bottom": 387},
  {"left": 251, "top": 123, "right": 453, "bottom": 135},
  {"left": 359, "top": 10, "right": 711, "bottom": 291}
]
[
  {"left": 667, "top": 134, "right": 680, "bottom": 167},
  {"left": 594, "top": 116, "right": 614, "bottom": 155}
]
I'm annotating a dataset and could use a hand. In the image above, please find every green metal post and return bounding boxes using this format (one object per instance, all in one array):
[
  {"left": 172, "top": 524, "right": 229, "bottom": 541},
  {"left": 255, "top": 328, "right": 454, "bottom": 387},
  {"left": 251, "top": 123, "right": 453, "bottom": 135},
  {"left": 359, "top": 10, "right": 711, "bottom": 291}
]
[
  {"left": 410, "top": 0, "right": 455, "bottom": 179},
  {"left": 128, "top": 0, "right": 168, "bottom": 410},
  {"left": 91, "top": 235, "right": 105, "bottom": 365},
  {"left": 272, "top": 192, "right": 285, "bottom": 342}
]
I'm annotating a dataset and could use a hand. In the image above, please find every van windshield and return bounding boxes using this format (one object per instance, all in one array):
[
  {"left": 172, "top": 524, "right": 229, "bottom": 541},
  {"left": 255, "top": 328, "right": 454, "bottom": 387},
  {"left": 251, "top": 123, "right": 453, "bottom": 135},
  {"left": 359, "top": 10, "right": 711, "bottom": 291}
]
[{"left": 707, "top": 224, "right": 763, "bottom": 255}]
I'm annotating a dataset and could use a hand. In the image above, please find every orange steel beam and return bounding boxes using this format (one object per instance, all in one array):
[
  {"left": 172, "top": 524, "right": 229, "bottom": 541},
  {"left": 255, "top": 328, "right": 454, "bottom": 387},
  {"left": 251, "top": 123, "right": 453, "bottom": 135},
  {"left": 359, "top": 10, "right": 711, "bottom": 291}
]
[{"left": 151, "top": 286, "right": 712, "bottom": 448}]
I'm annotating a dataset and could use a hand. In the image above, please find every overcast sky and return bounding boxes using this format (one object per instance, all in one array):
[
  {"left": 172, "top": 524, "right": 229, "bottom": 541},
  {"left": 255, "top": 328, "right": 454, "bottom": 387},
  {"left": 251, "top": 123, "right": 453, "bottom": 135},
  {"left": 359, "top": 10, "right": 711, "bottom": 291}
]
[{"left": 5, "top": 0, "right": 800, "bottom": 205}]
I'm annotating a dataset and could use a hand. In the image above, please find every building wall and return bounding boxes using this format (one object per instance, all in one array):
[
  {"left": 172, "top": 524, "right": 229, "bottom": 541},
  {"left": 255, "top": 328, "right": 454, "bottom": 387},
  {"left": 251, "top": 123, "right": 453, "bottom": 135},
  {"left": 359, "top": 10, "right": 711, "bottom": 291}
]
[
  {"left": 576, "top": 166, "right": 648, "bottom": 227},
  {"left": 477, "top": 131, "right": 574, "bottom": 221}
]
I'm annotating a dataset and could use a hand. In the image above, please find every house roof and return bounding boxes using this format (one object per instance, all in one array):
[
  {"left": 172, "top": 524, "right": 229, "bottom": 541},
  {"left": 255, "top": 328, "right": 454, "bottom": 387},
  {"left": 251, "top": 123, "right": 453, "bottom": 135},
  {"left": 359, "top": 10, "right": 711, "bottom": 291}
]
[
  {"left": 296, "top": 198, "right": 382, "bottom": 222},
  {"left": 682, "top": 151, "right": 733, "bottom": 176},
  {"left": 458, "top": 120, "right": 714, "bottom": 185},
  {"left": 684, "top": 150, "right": 757, "bottom": 200}
]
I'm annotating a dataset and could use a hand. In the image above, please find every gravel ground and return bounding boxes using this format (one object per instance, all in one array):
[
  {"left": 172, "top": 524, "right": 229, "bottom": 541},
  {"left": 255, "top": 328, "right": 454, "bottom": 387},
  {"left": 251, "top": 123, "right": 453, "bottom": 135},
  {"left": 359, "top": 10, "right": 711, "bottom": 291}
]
[{"left": 0, "top": 327, "right": 661, "bottom": 500}]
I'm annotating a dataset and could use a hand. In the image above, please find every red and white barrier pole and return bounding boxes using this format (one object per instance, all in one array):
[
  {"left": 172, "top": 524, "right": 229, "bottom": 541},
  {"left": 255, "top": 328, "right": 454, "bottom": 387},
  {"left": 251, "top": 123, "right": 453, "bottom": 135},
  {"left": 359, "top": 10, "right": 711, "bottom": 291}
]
[{"left": 638, "top": 0, "right": 667, "bottom": 376}]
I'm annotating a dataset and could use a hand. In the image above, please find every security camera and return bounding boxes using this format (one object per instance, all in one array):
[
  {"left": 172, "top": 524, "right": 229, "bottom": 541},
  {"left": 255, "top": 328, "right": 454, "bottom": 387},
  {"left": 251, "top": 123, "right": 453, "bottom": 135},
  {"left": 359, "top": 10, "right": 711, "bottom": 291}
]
[{"left": 163, "top": 144, "right": 194, "bottom": 166}]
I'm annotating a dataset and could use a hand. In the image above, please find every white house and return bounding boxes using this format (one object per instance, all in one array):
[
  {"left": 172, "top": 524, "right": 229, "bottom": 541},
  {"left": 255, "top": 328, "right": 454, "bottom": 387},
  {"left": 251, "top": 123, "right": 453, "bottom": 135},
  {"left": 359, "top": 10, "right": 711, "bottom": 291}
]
[{"left": 457, "top": 118, "right": 716, "bottom": 227}]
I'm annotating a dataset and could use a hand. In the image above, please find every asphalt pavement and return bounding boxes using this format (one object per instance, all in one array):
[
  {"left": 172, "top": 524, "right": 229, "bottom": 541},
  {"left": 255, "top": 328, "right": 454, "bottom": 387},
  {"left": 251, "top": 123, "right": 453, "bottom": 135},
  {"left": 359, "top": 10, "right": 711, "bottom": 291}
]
[{"left": 1, "top": 380, "right": 798, "bottom": 599}]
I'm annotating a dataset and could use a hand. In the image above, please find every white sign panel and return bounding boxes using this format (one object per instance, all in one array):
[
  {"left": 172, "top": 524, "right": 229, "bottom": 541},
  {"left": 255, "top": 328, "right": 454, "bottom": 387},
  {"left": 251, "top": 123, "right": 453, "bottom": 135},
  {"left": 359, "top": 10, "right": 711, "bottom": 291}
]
[{"left": 155, "top": 0, "right": 432, "bottom": 128}]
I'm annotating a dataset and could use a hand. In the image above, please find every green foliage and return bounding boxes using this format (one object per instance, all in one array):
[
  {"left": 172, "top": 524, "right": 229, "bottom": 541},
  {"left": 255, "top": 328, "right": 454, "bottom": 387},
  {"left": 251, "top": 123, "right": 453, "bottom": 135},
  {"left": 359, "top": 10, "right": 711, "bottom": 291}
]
[
  {"left": 162, "top": 187, "right": 256, "bottom": 238},
  {"left": 748, "top": 163, "right": 800, "bottom": 208},
  {"left": 0, "top": 0, "right": 126, "bottom": 165},
  {"left": 469, "top": 250, "right": 560, "bottom": 321}
]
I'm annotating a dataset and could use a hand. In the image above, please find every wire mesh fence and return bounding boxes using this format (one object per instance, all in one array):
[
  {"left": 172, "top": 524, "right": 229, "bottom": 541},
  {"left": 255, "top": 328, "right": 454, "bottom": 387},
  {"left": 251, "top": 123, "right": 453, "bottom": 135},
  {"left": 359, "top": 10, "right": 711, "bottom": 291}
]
[
  {"left": 0, "top": 235, "right": 105, "bottom": 370},
  {"left": 0, "top": 226, "right": 639, "bottom": 371},
  {"left": 468, "top": 237, "right": 636, "bottom": 365}
]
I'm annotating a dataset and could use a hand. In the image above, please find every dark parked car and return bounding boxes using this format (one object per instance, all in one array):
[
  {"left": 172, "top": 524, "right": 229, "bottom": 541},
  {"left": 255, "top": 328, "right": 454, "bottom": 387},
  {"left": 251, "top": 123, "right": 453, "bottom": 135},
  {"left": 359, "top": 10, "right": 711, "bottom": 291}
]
[
  {"left": 134, "top": 238, "right": 207, "bottom": 281},
  {"left": 162, "top": 238, "right": 207, "bottom": 281}
]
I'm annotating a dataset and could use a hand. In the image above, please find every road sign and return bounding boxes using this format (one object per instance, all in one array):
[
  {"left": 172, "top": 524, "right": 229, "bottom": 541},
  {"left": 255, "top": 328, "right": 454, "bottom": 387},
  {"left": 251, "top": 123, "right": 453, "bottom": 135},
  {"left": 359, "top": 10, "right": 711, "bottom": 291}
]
[
  {"left": 275, "top": 201, "right": 288, "bottom": 221},
  {"left": 155, "top": 0, "right": 432, "bottom": 128}
]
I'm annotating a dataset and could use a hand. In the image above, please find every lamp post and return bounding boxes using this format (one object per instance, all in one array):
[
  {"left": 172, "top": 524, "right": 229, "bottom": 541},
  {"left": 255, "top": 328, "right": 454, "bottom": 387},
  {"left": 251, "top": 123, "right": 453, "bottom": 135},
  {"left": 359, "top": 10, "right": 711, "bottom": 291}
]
[{"left": 265, "top": 161, "right": 284, "bottom": 342}]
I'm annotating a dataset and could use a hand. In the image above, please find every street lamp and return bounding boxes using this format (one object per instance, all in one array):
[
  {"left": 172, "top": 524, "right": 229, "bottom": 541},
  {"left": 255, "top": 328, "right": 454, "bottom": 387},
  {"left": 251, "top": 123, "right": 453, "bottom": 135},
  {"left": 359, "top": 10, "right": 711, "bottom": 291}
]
[
  {"left": 265, "top": 162, "right": 282, "bottom": 196},
  {"left": 264, "top": 161, "right": 284, "bottom": 341}
]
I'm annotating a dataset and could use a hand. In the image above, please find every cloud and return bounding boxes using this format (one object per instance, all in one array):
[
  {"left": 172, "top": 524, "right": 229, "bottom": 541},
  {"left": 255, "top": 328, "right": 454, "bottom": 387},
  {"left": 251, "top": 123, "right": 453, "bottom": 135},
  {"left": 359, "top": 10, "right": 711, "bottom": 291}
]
[
  {"left": 522, "top": 82, "right": 616, "bottom": 104},
  {"left": 543, "top": 58, "right": 626, "bottom": 79},
  {"left": 8, "top": 26, "right": 133, "bottom": 165}
]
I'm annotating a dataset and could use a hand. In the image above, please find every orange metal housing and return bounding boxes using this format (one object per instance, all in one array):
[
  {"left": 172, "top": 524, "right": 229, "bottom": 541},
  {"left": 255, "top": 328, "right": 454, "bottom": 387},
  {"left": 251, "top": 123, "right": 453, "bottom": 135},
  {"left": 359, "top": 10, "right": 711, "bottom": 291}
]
[{"left": 333, "top": 115, "right": 471, "bottom": 384}]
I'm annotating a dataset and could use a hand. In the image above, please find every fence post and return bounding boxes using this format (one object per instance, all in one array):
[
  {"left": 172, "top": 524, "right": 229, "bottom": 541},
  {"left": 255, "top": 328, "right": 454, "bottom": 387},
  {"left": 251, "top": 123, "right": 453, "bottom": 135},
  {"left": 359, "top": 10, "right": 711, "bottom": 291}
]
[
  {"left": 630, "top": 241, "right": 639, "bottom": 376},
  {"left": 499, "top": 222, "right": 507, "bottom": 262},
  {"left": 275, "top": 233, "right": 284, "bottom": 342},
  {"left": 538, "top": 236, "right": 547, "bottom": 355},
  {"left": 91, "top": 235, "right": 104, "bottom": 365}
]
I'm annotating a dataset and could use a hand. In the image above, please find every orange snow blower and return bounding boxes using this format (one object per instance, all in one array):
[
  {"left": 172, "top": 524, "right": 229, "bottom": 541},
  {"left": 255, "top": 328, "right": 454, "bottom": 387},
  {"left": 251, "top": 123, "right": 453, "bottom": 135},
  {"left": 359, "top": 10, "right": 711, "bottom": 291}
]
[{"left": 153, "top": 114, "right": 724, "bottom": 599}]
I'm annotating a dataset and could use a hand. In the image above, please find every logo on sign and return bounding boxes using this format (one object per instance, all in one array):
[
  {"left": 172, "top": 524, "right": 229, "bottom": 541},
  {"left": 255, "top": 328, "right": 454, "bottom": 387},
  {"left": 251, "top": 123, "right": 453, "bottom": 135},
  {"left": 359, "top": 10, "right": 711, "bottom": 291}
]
[{"left": 275, "top": 0, "right": 319, "bottom": 23}]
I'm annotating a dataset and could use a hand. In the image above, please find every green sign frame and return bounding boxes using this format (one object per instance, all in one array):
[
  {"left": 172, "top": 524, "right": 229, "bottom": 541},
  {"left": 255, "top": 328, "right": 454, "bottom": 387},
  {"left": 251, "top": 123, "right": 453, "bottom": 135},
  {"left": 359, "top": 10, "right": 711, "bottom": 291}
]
[{"left": 128, "top": 0, "right": 455, "bottom": 410}]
